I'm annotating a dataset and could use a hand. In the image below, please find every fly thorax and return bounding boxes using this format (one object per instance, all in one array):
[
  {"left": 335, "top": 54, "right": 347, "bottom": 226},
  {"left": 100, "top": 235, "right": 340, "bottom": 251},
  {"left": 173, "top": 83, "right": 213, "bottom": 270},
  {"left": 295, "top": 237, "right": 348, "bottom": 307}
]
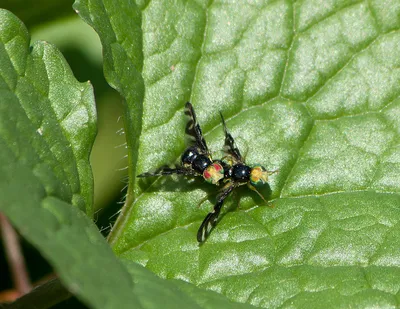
[{"left": 232, "top": 164, "right": 251, "bottom": 182}]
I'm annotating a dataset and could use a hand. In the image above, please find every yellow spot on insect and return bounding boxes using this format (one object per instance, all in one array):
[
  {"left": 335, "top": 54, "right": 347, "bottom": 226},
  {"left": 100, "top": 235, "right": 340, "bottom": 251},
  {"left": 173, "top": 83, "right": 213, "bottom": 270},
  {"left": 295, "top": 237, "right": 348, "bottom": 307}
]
[{"left": 250, "top": 166, "right": 268, "bottom": 185}]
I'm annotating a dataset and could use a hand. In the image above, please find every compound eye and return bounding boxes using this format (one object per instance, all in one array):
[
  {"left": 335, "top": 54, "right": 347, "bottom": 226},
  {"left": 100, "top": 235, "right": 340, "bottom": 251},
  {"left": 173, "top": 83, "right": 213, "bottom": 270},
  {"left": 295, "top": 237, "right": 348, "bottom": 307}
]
[
  {"left": 203, "top": 163, "right": 224, "bottom": 184},
  {"left": 250, "top": 166, "right": 268, "bottom": 185}
]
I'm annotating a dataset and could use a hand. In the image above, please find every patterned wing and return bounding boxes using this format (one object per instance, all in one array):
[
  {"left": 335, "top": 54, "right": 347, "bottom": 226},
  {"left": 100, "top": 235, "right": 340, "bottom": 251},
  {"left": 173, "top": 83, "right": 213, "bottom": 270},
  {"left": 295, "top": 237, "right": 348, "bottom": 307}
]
[
  {"left": 197, "top": 182, "right": 236, "bottom": 242},
  {"left": 137, "top": 165, "right": 196, "bottom": 177},
  {"left": 184, "top": 102, "right": 209, "bottom": 156},
  {"left": 220, "top": 112, "right": 243, "bottom": 163}
]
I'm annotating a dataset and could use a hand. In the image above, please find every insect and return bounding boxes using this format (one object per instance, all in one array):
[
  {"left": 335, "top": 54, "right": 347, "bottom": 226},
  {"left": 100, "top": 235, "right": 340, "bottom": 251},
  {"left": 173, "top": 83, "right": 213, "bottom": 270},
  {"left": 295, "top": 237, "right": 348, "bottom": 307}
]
[
  {"left": 138, "top": 102, "right": 276, "bottom": 243},
  {"left": 137, "top": 102, "right": 225, "bottom": 186},
  {"left": 196, "top": 112, "right": 278, "bottom": 242}
]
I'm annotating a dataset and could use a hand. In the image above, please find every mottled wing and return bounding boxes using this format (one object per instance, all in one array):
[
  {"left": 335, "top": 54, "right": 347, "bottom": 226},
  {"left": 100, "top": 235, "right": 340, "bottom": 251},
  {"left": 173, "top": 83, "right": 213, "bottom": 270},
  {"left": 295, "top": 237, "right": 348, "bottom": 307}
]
[
  {"left": 185, "top": 102, "right": 210, "bottom": 156},
  {"left": 220, "top": 112, "right": 243, "bottom": 163},
  {"left": 197, "top": 182, "right": 236, "bottom": 242},
  {"left": 137, "top": 165, "right": 196, "bottom": 177}
]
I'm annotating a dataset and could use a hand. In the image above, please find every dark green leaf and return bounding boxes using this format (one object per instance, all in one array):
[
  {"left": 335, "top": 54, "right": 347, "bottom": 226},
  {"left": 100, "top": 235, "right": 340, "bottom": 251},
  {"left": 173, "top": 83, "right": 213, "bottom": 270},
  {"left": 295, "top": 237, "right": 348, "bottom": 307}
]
[
  {"left": 2, "top": 0, "right": 75, "bottom": 29},
  {"left": 79, "top": 0, "right": 400, "bottom": 308}
]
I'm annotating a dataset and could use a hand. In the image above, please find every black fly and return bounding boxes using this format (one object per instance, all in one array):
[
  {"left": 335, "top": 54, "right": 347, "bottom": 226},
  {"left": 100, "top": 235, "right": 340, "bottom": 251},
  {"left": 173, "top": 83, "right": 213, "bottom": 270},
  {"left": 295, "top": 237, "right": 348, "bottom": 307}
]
[
  {"left": 196, "top": 112, "right": 278, "bottom": 242},
  {"left": 137, "top": 102, "right": 225, "bottom": 184},
  {"left": 138, "top": 102, "right": 277, "bottom": 243}
]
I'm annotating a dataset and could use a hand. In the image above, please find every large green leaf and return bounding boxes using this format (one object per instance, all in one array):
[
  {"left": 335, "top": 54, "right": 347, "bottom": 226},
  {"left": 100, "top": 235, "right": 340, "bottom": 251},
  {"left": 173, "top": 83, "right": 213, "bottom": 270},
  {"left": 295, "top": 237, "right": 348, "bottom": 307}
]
[{"left": 78, "top": 0, "right": 400, "bottom": 308}]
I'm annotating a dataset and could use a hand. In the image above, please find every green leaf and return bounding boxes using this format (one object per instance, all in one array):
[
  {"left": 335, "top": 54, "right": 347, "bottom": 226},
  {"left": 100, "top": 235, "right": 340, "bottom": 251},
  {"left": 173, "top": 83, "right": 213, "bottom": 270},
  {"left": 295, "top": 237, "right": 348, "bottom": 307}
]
[
  {"left": 80, "top": 0, "right": 400, "bottom": 308},
  {"left": 73, "top": 0, "right": 145, "bottom": 200},
  {"left": 123, "top": 259, "right": 258, "bottom": 309},
  {"left": 0, "top": 9, "right": 96, "bottom": 216}
]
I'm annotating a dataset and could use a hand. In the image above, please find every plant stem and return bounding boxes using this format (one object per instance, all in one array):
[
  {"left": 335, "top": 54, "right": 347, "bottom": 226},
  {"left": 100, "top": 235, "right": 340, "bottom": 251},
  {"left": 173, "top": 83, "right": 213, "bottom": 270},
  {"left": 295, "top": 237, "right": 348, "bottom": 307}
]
[
  {"left": 4, "top": 278, "right": 72, "bottom": 309},
  {"left": 0, "top": 213, "right": 31, "bottom": 296}
]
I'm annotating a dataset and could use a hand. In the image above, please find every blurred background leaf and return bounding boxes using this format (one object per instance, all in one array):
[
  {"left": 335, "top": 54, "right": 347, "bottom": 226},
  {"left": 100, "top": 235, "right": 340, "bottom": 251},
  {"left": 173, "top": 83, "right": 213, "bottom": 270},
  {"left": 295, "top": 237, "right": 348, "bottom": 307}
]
[
  {"left": 2, "top": 0, "right": 75, "bottom": 28},
  {"left": 0, "top": 3, "right": 128, "bottom": 307}
]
